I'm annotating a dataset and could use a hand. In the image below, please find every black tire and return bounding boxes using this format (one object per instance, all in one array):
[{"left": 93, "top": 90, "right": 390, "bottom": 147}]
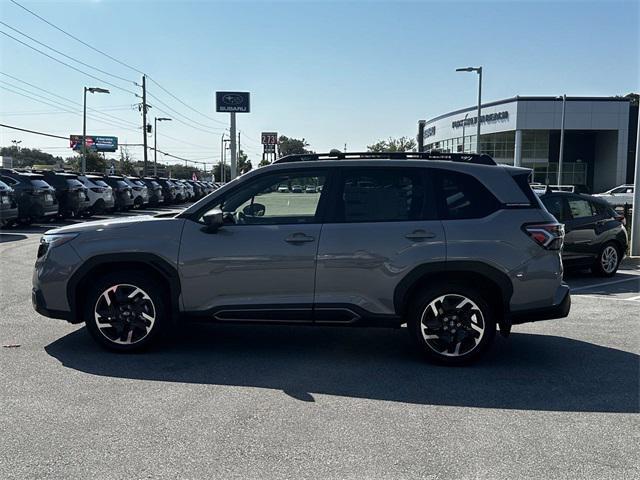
[
  {"left": 591, "top": 241, "right": 621, "bottom": 277},
  {"left": 83, "top": 271, "right": 169, "bottom": 352},
  {"left": 407, "top": 284, "right": 496, "bottom": 366}
]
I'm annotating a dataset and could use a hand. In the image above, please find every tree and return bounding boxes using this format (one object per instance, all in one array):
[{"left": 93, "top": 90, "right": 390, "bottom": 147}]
[
  {"left": 0, "top": 146, "right": 63, "bottom": 167},
  {"left": 119, "top": 146, "right": 136, "bottom": 175},
  {"left": 278, "top": 135, "right": 311, "bottom": 157},
  {"left": 238, "top": 149, "right": 252, "bottom": 174},
  {"left": 258, "top": 157, "right": 271, "bottom": 168},
  {"left": 367, "top": 136, "right": 417, "bottom": 153}
]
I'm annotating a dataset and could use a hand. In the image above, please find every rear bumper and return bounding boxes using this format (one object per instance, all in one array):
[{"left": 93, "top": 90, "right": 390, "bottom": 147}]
[
  {"left": 508, "top": 284, "right": 571, "bottom": 325},
  {"left": 0, "top": 206, "right": 19, "bottom": 221}
]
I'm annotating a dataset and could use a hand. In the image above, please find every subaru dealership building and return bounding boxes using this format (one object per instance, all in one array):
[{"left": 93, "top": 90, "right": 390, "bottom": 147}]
[{"left": 418, "top": 96, "right": 638, "bottom": 193}]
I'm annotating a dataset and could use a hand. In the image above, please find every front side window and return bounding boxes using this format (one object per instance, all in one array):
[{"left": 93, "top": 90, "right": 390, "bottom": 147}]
[
  {"left": 436, "top": 170, "right": 500, "bottom": 219},
  {"left": 567, "top": 198, "right": 596, "bottom": 219},
  {"left": 212, "top": 170, "right": 327, "bottom": 225},
  {"left": 332, "top": 168, "right": 429, "bottom": 223}
]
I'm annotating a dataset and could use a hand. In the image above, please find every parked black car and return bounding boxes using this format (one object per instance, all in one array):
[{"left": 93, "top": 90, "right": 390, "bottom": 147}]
[
  {"left": 0, "top": 179, "right": 19, "bottom": 227},
  {"left": 39, "top": 171, "right": 91, "bottom": 218},
  {"left": 140, "top": 178, "right": 164, "bottom": 205},
  {"left": 0, "top": 169, "right": 58, "bottom": 223},
  {"left": 539, "top": 191, "right": 628, "bottom": 276},
  {"left": 155, "top": 178, "right": 177, "bottom": 204},
  {"left": 102, "top": 175, "right": 135, "bottom": 211},
  {"left": 186, "top": 180, "right": 205, "bottom": 200}
]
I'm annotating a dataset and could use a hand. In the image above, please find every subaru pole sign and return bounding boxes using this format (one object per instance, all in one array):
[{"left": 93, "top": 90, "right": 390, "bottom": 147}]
[{"left": 216, "top": 92, "right": 250, "bottom": 113}]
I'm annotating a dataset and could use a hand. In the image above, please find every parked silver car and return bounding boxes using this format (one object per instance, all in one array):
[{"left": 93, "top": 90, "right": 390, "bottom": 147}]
[{"left": 33, "top": 152, "right": 569, "bottom": 364}]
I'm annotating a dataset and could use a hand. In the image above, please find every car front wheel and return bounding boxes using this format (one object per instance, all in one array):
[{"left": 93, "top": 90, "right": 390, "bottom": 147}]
[
  {"left": 84, "top": 272, "right": 168, "bottom": 352},
  {"left": 408, "top": 285, "right": 496, "bottom": 365}
]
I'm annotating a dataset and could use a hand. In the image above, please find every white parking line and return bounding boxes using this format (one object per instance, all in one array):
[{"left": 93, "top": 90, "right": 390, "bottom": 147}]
[
  {"left": 576, "top": 294, "right": 640, "bottom": 303},
  {"left": 570, "top": 277, "right": 640, "bottom": 292}
]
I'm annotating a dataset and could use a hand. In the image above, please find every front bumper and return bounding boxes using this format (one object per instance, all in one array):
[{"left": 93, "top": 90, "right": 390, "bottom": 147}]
[
  {"left": 32, "top": 288, "right": 73, "bottom": 321},
  {"left": 508, "top": 284, "right": 571, "bottom": 325}
]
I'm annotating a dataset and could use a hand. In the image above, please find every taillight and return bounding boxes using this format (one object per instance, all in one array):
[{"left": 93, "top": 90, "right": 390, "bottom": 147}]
[
  {"left": 614, "top": 213, "right": 626, "bottom": 226},
  {"left": 524, "top": 223, "right": 564, "bottom": 250},
  {"left": 90, "top": 187, "right": 105, "bottom": 193}
]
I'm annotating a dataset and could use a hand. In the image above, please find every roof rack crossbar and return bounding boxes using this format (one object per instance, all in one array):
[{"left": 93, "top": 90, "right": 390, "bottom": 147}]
[{"left": 272, "top": 151, "right": 496, "bottom": 166}]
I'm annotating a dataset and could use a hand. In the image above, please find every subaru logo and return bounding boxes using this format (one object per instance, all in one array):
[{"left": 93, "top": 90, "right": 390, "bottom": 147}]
[{"left": 223, "top": 94, "right": 244, "bottom": 105}]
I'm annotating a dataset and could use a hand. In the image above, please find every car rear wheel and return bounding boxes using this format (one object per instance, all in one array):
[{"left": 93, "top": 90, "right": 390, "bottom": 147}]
[
  {"left": 408, "top": 285, "right": 496, "bottom": 365},
  {"left": 84, "top": 272, "right": 168, "bottom": 352},
  {"left": 592, "top": 242, "right": 621, "bottom": 277}
]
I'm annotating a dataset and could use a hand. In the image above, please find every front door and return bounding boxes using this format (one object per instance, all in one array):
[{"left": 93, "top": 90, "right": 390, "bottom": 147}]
[{"left": 179, "top": 168, "right": 329, "bottom": 321}]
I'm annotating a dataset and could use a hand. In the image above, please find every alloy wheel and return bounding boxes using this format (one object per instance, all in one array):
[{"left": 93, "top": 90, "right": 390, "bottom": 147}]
[
  {"left": 94, "top": 284, "right": 156, "bottom": 345},
  {"left": 600, "top": 245, "right": 618, "bottom": 274},
  {"left": 420, "top": 294, "right": 486, "bottom": 357}
]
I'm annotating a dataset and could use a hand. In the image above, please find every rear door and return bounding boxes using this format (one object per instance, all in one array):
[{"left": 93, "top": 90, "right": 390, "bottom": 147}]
[
  {"left": 314, "top": 166, "right": 445, "bottom": 321},
  {"left": 563, "top": 195, "right": 601, "bottom": 260}
]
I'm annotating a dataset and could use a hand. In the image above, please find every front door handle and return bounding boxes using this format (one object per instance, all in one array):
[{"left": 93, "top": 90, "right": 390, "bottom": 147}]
[
  {"left": 405, "top": 230, "right": 436, "bottom": 240},
  {"left": 285, "top": 233, "right": 315, "bottom": 243}
]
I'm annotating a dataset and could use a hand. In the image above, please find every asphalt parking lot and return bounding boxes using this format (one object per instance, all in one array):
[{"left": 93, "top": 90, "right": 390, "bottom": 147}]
[{"left": 1, "top": 207, "right": 638, "bottom": 480}]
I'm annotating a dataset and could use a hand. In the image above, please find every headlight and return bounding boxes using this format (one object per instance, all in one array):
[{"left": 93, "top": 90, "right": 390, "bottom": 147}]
[{"left": 38, "top": 233, "right": 78, "bottom": 258}]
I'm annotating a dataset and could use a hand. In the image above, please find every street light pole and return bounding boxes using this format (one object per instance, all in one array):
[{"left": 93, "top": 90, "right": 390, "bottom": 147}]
[
  {"left": 153, "top": 117, "right": 171, "bottom": 177},
  {"left": 558, "top": 94, "right": 567, "bottom": 186},
  {"left": 82, "top": 86, "right": 110, "bottom": 174},
  {"left": 456, "top": 66, "right": 483, "bottom": 153}
]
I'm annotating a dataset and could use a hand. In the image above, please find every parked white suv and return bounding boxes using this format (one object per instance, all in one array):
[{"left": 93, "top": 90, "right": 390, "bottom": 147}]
[
  {"left": 77, "top": 174, "right": 115, "bottom": 214},
  {"left": 593, "top": 185, "right": 634, "bottom": 207}
]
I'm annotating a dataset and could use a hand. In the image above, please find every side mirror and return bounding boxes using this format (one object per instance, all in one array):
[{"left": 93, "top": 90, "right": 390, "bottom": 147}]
[{"left": 202, "top": 208, "right": 224, "bottom": 232}]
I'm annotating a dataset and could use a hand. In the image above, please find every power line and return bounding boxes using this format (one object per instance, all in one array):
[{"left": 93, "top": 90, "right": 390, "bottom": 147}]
[
  {"left": 8, "top": 0, "right": 145, "bottom": 76},
  {"left": 0, "top": 122, "right": 67, "bottom": 140},
  {"left": 147, "top": 77, "right": 228, "bottom": 126},
  {"left": 0, "top": 123, "right": 213, "bottom": 167},
  {"left": 0, "top": 21, "right": 136, "bottom": 85},
  {"left": 0, "top": 30, "right": 138, "bottom": 96},
  {"left": 0, "top": 72, "right": 140, "bottom": 128},
  {"left": 0, "top": 85, "right": 141, "bottom": 133},
  {"left": 8, "top": 0, "right": 228, "bottom": 133},
  {"left": 147, "top": 92, "right": 226, "bottom": 134}
]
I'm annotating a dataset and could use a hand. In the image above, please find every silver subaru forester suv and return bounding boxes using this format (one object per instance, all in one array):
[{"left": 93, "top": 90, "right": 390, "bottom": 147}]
[{"left": 33, "top": 152, "right": 570, "bottom": 365}]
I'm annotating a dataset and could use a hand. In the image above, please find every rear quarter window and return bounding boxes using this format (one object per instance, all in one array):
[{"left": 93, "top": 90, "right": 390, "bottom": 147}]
[{"left": 435, "top": 170, "right": 500, "bottom": 219}]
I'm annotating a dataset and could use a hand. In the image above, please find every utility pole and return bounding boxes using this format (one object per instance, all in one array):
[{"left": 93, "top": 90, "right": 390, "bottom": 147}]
[
  {"left": 558, "top": 94, "right": 567, "bottom": 186},
  {"left": 630, "top": 105, "right": 640, "bottom": 256},
  {"left": 142, "top": 75, "right": 148, "bottom": 176},
  {"left": 230, "top": 112, "right": 237, "bottom": 179},
  {"left": 238, "top": 130, "right": 241, "bottom": 173}
]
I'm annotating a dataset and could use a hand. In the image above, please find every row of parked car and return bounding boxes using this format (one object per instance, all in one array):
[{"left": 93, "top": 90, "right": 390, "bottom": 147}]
[{"left": 0, "top": 168, "right": 219, "bottom": 227}]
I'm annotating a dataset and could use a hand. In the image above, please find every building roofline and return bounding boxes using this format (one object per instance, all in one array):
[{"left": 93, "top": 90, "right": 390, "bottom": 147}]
[{"left": 425, "top": 95, "right": 631, "bottom": 124}]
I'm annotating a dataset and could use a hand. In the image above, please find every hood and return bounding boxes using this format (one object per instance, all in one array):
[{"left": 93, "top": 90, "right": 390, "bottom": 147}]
[{"left": 45, "top": 213, "right": 178, "bottom": 235}]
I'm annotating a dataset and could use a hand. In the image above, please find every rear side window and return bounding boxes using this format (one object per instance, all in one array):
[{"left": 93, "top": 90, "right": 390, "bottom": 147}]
[
  {"left": 435, "top": 170, "right": 500, "bottom": 219},
  {"left": 30, "top": 179, "right": 50, "bottom": 188},
  {"left": 567, "top": 198, "right": 596, "bottom": 219},
  {"left": 66, "top": 179, "right": 84, "bottom": 188},
  {"left": 334, "top": 168, "right": 430, "bottom": 223},
  {"left": 541, "top": 196, "right": 570, "bottom": 222}
]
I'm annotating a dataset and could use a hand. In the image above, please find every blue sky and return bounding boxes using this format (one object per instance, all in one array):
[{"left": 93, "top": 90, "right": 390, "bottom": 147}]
[{"left": 0, "top": 0, "right": 638, "bottom": 167}]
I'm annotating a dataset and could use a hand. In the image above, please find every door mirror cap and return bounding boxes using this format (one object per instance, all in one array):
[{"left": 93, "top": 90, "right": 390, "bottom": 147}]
[{"left": 203, "top": 208, "right": 224, "bottom": 232}]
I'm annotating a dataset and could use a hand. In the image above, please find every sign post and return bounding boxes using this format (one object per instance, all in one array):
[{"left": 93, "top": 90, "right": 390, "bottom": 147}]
[{"left": 216, "top": 92, "right": 250, "bottom": 180}]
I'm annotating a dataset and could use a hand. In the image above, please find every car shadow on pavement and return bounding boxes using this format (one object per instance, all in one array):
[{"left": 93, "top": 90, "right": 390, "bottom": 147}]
[
  {"left": 45, "top": 325, "right": 639, "bottom": 413},
  {"left": 0, "top": 233, "right": 28, "bottom": 243},
  {"left": 567, "top": 272, "right": 640, "bottom": 296}
]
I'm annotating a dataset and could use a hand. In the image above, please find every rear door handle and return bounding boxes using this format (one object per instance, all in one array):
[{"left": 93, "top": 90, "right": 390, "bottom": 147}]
[
  {"left": 285, "top": 233, "right": 315, "bottom": 243},
  {"left": 405, "top": 230, "right": 436, "bottom": 240}
]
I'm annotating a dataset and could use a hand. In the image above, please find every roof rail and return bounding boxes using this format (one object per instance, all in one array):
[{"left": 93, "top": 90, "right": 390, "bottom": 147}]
[{"left": 272, "top": 151, "right": 496, "bottom": 166}]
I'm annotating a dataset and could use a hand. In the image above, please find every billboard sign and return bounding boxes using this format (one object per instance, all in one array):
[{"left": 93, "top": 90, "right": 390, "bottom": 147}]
[
  {"left": 261, "top": 132, "right": 278, "bottom": 145},
  {"left": 70, "top": 135, "right": 118, "bottom": 152},
  {"left": 216, "top": 92, "right": 250, "bottom": 113}
]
